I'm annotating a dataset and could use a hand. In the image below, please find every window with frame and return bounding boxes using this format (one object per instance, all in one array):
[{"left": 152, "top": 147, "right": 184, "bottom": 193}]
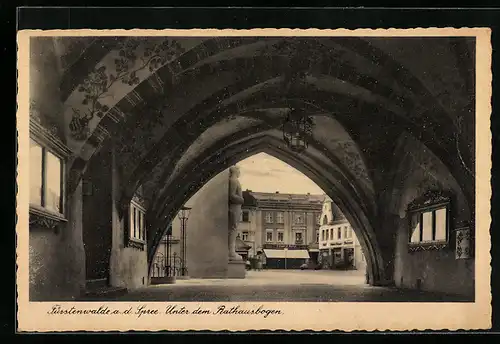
[
  {"left": 410, "top": 208, "right": 448, "bottom": 244},
  {"left": 294, "top": 213, "right": 305, "bottom": 224},
  {"left": 295, "top": 232, "right": 304, "bottom": 244},
  {"left": 129, "top": 201, "right": 146, "bottom": 244},
  {"left": 321, "top": 230, "right": 325, "bottom": 241},
  {"left": 344, "top": 226, "right": 348, "bottom": 239},
  {"left": 242, "top": 211, "right": 250, "bottom": 222},
  {"left": 277, "top": 230, "right": 284, "bottom": 242},
  {"left": 266, "top": 229, "right": 274, "bottom": 242},
  {"left": 242, "top": 231, "right": 249, "bottom": 241},
  {"left": 407, "top": 191, "right": 451, "bottom": 251},
  {"left": 30, "top": 139, "right": 64, "bottom": 214},
  {"left": 329, "top": 228, "right": 333, "bottom": 240},
  {"left": 265, "top": 212, "right": 273, "bottom": 224},
  {"left": 337, "top": 227, "right": 342, "bottom": 240},
  {"left": 322, "top": 215, "right": 328, "bottom": 225},
  {"left": 316, "top": 230, "right": 319, "bottom": 243},
  {"left": 276, "top": 212, "right": 284, "bottom": 224}
]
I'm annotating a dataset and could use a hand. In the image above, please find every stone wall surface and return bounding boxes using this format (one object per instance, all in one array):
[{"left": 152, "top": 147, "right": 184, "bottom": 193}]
[
  {"left": 391, "top": 135, "right": 474, "bottom": 297},
  {"left": 109, "top": 144, "right": 148, "bottom": 289},
  {"left": 29, "top": 181, "right": 86, "bottom": 301},
  {"left": 184, "top": 170, "right": 230, "bottom": 278}
]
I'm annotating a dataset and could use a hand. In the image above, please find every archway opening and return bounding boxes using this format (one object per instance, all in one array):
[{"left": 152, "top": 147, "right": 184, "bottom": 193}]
[{"left": 150, "top": 151, "right": 374, "bottom": 288}]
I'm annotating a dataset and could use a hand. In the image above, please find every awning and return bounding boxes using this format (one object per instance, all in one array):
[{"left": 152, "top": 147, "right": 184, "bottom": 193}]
[{"left": 263, "top": 249, "right": 310, "bottom": 259}]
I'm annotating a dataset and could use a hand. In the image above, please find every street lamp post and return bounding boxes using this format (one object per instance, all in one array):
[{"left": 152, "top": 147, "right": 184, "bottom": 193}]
[
  {"left": 164, "top": 230, "right": 168, "bottom": 276},
  {"left": 164, "top": 223, "right": 172, "bottom": 277},
  {"left": 178, "top": 206, "right": 192, "bottom": 277},
  {"left": 284, "top": 247, "right": 288, "bottom": 270}
]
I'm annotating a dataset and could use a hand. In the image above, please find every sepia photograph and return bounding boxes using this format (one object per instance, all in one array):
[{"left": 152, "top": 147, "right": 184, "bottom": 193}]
[{"left": 17, "top": 28, "right": 492, "bottom": 331}]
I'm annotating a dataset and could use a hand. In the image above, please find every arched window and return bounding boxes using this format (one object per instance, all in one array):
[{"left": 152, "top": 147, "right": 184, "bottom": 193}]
[{"left": 322, "top": 215, "right": 328, "bottom": 225}]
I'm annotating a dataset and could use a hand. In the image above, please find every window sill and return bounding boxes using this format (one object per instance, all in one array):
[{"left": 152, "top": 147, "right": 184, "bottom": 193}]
[
  {"left": 29, "top": 205, "right": 67, "bottom": 230},
  {"left": 408, "top": 241, "right": 449, "bottom": 253},
  {"left": 127, "top": 238, "right": 146, "bottom": 251}
]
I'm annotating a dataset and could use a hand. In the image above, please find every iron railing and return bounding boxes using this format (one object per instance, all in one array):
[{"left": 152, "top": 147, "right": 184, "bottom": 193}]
[{"left": 151, "top": 253, "right": 186, "bottom": 278}]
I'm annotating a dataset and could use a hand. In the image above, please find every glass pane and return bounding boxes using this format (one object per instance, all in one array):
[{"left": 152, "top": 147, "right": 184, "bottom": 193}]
[
  {"left": 266, "top": 231, "right": 273, "bottom": 242},
  {"left": 136, "top": 210, "right": 141, "bottom": 239},
  {"left": 142, "top": 212, "right": 146, "bottom": 240},
  {"left": 138, "top": 211, "right": 143, "bottom": 240},
  {"left": 130, "top": 207, "right": 134, "bottom": 239},
  {"left": 30, "top": 140, "right": 43, "bottom": 205},
  {"left": 295, "top": 232, "right": 303, "bottom": 243},
  {"left": 422, "top": 211, "right": 433, "bottom": 241},
  {"left": 435, "top": 208, "right": 447, "bottom": 241},
  {"left": 410, "top": 214, "right": 421, "bottom": 243},
  {"left": 133, "top": 208, "right": 137, "bottom": 238},
  {"left": 266, "top": 213, "right": 272, "bottom": 223},
  {"left": 45, "top": 150, "right": 62, "bottom": 213}
]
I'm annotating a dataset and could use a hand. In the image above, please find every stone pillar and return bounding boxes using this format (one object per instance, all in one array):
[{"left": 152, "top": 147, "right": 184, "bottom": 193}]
[
  {"left": 64, "top": 179, "right": 87, "bottom": 297},
  {"left": 185, "top": 170, "right": 230, "bottom": 278},
  {"left": 82, "top": 142, "right": 114, "bottom": 287},
  {"left": 109, "top": 141, "right": 148, "bottom": 290},
  {"left": 373, "top": 213, "right": 400, "bottom": 286},
  {"left": 109, "top": 142, "right": 125, "bottom": 288}
]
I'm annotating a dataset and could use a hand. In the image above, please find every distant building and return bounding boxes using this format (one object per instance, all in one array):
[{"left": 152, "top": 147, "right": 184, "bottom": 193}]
[
  {"left": 318, "top": 196, "right": 366, "bottom": 270},
  {"left": 237, "top": 190, "right": 324, "bottom": 269}
]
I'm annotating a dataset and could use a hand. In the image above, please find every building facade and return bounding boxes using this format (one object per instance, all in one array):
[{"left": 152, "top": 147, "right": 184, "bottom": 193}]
[
  {"left": 318, "top": 196, "right": 366, "bottom": 271},
  {"left": 237, "top": 190, "right": 324, "bottom": 269}
]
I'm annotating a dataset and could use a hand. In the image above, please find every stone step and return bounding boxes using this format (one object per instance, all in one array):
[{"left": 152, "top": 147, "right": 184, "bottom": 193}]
[
  {"left": 86, "top": 278, "right": 108, "bottom": 291},
  {"left": 151, "top": 276, "right": 177, "bottom": 285},
  {"left": 83, "top": 286, "right": 128, "bottom": 300}
]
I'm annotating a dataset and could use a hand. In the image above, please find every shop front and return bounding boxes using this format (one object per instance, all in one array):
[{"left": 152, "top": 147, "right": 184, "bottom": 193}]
[
  {"left": 236, "top": 237, "right": 251, "bottom": 261},
  {"left": 263, "top": 248, "right": 310, "bottom": 269}
]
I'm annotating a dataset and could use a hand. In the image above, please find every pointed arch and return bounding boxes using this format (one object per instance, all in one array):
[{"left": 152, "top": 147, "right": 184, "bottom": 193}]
[{"left": 146, "top": 135, "right": 386, "bottom": 286}]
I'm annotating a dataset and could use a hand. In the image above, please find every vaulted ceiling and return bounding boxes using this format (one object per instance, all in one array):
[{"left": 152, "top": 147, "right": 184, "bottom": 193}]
[{"left": 43, "top": 36, "right": 474, "bottom": 228}]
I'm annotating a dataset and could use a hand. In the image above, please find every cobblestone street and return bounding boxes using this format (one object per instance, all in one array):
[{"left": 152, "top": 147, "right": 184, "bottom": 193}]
[{"left": 101, "top": 269, "right": 472, "bottom": 302}]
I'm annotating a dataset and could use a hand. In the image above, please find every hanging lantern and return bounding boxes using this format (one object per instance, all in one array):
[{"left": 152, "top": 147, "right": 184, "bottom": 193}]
[{"left": 282, "top": 108, "right": 314, "bottom": 153}]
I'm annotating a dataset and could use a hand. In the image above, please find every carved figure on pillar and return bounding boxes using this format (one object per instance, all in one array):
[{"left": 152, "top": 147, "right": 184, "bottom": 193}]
[{"left": 228, "top": 166, "right": 244, "bottom": 261}]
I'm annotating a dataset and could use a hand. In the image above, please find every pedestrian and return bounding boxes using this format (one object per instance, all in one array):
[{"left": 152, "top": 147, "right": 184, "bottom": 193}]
[{"left": 256, "top": 251, "right": 263, "bottom": 271}]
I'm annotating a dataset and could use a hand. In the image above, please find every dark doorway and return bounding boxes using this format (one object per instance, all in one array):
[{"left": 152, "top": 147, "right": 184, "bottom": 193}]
[
  {"left": 344, "top": 248, "right": 355, "bottom": 269},
  {"left": 82, "top": 146, "right": 113, "bottom": 285}
]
